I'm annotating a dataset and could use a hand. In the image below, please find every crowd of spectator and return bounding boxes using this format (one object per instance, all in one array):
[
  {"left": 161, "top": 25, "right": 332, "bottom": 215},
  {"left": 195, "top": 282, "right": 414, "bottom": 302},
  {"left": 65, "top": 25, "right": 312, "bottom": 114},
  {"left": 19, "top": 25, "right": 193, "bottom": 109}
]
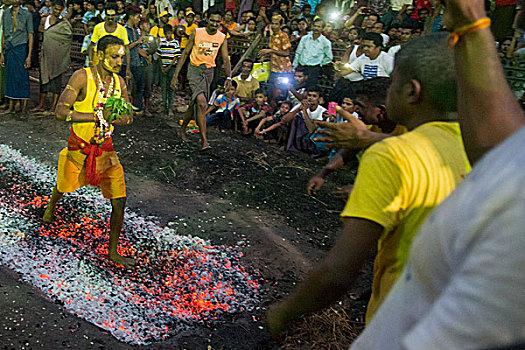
[{"left": 0, "top": 0, "right": 520, "bottom": 154}]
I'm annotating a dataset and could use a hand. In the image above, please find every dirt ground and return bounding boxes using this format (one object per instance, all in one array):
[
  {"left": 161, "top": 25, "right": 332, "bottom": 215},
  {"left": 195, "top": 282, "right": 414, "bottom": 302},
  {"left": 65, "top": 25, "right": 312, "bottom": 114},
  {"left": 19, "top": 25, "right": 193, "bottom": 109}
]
[{"left": 0, "top": 69, "right": 372, "bottom": 349}]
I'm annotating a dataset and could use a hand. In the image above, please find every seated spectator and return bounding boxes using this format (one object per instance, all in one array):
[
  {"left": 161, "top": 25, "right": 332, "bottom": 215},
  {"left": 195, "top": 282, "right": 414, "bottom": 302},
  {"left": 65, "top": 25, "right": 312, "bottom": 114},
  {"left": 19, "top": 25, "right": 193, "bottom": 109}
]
[
  {"left": 236, "top": 17, "right": 258, "bottom": 37},
  {"left": 291, "top": 17, "right": 309, "bottom": 41},
  {"left": 255, "top": 100, "right": 293, "bottom": 141},
  {"left": 95, "top": 1, "right": 105, "bottom": 21},
  {"left": 330, "top": 39, "right": 365, "bottom": 103},
  {"left": 265, "top": 87, "right": 328, "bottom": 155},
  {"left": 498, "top": 37, "right": 513, "bottom": 58},
  {"left": 267, "top": 33, "right": 471, "bottom": 337},
  {"left": 286, "top": 66, "right": 308, "bottom": 106},
  {"left": 232, "top": 59, "right": 260, "bottom": 104},
  {"left": 335, "top": 32, "right": 393, "bottom": 79},
  {"left": 157, "top": 24, "right": 181, "bottom": 114},
  {"left": 69, "top": 0, "right": 84, "bottom": 26},
  {"left": 237, "top": 89, "right": 271, "bottom": 134},
  {"left": 293, "top": 18, "right": 333, "bottom": 88},
  {"left": 206, "top": 80, "right": 240, "bottom": 132}
]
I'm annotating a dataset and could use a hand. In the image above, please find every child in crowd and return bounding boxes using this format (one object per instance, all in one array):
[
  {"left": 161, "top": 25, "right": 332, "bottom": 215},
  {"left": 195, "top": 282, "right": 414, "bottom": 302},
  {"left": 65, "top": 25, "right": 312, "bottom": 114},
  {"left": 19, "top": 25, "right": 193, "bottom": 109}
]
[
  {"left": 287, "top": 67, "right": 308, "bottom": 105},
  {"left": 81, "top": 19, "right": 97, "bottom": 67},
  {"left": 255, "top": 100, "right": 293, "bottom": 142},
  {"left": 206, "top": 81, "right": 240, "bottom": 132},
  {"left": 237, "top": 89, "right": 271, "bottom": 134},
  {"left": 157, "top": 24, "right": 181, "bottom": 115}
]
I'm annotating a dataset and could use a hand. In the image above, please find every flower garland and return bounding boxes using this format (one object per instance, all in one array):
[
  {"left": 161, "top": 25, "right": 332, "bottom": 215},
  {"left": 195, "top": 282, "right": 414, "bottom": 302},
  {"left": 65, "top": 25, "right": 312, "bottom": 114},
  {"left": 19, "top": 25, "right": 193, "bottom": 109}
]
[{"left": 93, "top": 68, "right": 115, "bottom": 145}]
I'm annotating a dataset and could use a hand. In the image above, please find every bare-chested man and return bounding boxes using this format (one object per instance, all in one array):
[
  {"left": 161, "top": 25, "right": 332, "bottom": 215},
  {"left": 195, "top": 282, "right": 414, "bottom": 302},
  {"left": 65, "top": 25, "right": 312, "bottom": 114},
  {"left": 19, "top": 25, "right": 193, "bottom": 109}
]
[{"left": 43, "top": 35, "right": 135, "bottom": 268}]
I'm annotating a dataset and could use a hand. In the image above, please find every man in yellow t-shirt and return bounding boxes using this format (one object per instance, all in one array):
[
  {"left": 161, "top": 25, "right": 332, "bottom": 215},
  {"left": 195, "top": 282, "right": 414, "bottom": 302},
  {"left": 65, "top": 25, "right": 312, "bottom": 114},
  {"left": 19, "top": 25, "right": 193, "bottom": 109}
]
[
  {"left": 89, "top": 3, "right": 130, "bottom": 78},
  {"left": 180, "top": 10, "right": 198, "bottom": 49},
  {"left": 266, "top": 33, "right": 471, "bottom": 337},
  {"left": 149, "top": 10, "right": 171, "bottom": 38}
]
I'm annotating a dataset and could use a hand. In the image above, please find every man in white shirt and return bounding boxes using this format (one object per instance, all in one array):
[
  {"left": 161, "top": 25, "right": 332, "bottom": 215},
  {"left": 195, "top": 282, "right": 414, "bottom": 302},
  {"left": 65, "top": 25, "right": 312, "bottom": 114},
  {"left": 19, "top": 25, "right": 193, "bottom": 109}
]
[{"left": 336, "top": 33, "right": 394, "bottom": 80}]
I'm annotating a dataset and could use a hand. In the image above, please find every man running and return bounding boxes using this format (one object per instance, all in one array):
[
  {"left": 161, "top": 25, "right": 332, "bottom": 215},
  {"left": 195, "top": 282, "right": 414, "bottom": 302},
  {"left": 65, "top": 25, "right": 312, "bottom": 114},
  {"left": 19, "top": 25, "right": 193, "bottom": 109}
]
[
  {"left": 43, "top": 35, "right": 135, "bottom": 269},
  {"left": 170, "top": 9, "right": 232, "bottom": 150}
]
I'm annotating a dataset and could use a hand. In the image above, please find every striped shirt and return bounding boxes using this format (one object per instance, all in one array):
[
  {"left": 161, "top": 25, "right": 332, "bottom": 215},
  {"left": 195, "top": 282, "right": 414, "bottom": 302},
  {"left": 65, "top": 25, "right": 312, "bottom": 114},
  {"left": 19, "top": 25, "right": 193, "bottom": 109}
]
[{"left": 157, "top": 37, "right": 181, "bottom": 67}]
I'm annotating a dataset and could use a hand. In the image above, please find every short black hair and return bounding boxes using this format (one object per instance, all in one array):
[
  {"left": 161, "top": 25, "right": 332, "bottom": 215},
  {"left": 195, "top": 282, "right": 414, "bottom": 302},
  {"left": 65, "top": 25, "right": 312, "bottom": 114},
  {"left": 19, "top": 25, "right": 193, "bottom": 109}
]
[
  {"left": 281, "top": 101, "right": 293, "bottom": 109},
  {"left": 306, "top": 86, "right": 322, "bottom": 97},
  {"left": 395, "top": 32, "right": 457, "bottom": 113},
  {"left": 363, "top": 32, "right": 383, "bottom": 47},
  {"left": 52, "top": 0, "right": 64, "bottom": 7},
  {"left": 163, "top": 24, "right": 173, "bottom": 32},
  {"left": 356, "top": 77, "right": 391, "bottom": 106},
  {"left": 97, "top": 35, "right": 124, "bottom": 53},
  {"left": 417, "top": 7, "right": 429, "bottom": 15},
  {"left": 242, "top": 59, "right": 254, "bottom": 66},
  {"left": 230, "top": 80, "right": 238, "bottom": 89},
  {"left": 207, "top": 7, "right": 221, "bottom": 18},
  {"left": 254, "top": 88, "right": 265, "bottom": 96},
  {"left": 105, "top": 1, "right": 117, "bottom": 12},
  {"left": 295, "top": 66, "right": 308, "bottom": 76}
]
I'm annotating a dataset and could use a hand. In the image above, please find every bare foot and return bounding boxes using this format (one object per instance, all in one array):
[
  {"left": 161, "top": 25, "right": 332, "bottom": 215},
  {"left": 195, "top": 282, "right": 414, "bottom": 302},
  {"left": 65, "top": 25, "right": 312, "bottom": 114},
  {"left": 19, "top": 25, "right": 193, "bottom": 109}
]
[
  {"left": 42, "top": 206, "right": 54, "bottom": 223},
  {"left": 0, "top": 109, "right": 14, "bottom": 115},
  {"left": 201, "top": 141, "right": 211, "bottom": 151},
  {"left": 31, "top": 106, "right": 46, "bottom": 112},
  {"left": 109, "top": 253, "right": 136, "bottom": 269},
  {"left": 178, "top": 128, "right": 188, "bottom": 141}
]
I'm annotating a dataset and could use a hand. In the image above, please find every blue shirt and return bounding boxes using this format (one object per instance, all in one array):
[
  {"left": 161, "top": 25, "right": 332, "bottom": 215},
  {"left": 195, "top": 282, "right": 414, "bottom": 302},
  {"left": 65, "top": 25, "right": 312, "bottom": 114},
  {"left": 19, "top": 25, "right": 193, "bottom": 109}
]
[
  {"left": 124, "top": 23, "right": 143, "bottom": 67},
  {"left": 292, "top": 33, "right": 333, "bottom": 68},
  {"left": 2, "top": 7, "right": 33, "bottom": 47}
]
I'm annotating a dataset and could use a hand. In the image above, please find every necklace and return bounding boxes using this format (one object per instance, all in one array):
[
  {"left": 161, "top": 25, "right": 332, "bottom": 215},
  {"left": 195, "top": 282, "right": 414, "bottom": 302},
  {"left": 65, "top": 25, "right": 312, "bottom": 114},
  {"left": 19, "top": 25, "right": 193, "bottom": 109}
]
[{"left": 93, "top": 68, "right": 115, "bottom": 145}]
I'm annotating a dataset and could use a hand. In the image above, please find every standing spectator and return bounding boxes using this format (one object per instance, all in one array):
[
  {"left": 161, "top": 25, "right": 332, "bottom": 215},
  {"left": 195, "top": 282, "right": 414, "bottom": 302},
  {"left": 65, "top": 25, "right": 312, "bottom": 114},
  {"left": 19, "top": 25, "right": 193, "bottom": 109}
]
[
  {"left": 388, "top": 24, "right": 413, "bottom": 56},
  {"left": 259, "top": 14, "right": 292, "bottom": 99},
  {"left": 27, "top": 0, "right": 40, "bottom": 69},
  {"left": 146, "top": 3, "right": 158, "bottom": 28},
  {"left": 95, "top": 1, "right": 105, "bottom": 21},
  {"left": 80, "top": 19, "right": 96, "bottom": 67},
  {"left": 138, "top": 18, "right": 153, "bottom": 117},
  {"left": 370, "top": 20, "right": 389, "bottom": 46},
  {"left": 381, "top": 0, "right": 412, "bottom": 29},
  {"left": 491, "top": 0, "right": 517, "bottom": 41},
  {"left": 180, "top": 10, "right": 197, "bottom": 49},
  {"left": 123, "top": 4, "right": 146, "bottom": 114},
  {"left": 170, "top": 9, "right": 186, "bottom": 27},
  {"left": 149, "top": 10, "right": 171, "bottom": 38},
  {"left": 157, "top": 24, "right": 181, "bottom": 115},
  {"left": 69, "top": 0, "right": 84, "bottom": 27},
  {"left": 115, "top": 0, "right": 125, "bottom": 24},
  {"left": 89, "top": 2, "right": 130, "bottom": 78},
  {"left": 39, "top": 0, "right": 53, "bottom": 17},
  {"left": 232, "top": 59, "right": 260, "bottom": 104},
  {"left": 33, "top": 0, "right": 72, "bottom": 113},
  {"left": 0, "top": 0, "right": 33, "bottom": 114},
  {"left": 293, "top": 18, "right": 333, "bottom": 88},
  {"left": 221, "top": 10, "right": 239, "bottom": 33},
  {"left": 81, "top": 0, "right": 98, "bottom": 34},
  {"left": 170, "top": 9, "right": 232, "bottom": 150},
  {"left": 267, "top": 34, "right": 471, "bottom": 336},
  {"left": 336, "top": 33, "right": 393, "bottom": 80}
]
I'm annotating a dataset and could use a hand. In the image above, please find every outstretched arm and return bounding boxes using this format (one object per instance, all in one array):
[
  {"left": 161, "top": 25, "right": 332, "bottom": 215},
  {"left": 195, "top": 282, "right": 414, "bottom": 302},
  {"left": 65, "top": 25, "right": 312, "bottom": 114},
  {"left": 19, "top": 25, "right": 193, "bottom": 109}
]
[
  {"left": 444, "top": 0, "right": 525, "bottom": 163},
  {"left": 266, "top": 217, "right": 382, "bottom": 338}
]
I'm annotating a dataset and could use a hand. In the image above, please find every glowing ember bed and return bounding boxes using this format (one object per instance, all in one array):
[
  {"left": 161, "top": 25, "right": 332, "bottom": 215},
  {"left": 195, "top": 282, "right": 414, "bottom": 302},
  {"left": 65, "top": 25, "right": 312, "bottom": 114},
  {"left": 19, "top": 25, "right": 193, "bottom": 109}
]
[{"left": 0, "top": 144, "right": 262, "bottom": 344}]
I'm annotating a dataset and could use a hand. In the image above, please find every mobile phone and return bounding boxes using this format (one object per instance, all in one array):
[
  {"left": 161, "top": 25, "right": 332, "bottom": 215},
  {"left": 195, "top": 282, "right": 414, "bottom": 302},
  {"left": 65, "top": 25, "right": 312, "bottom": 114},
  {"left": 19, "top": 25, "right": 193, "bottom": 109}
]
[{"left": 328, "top": 102, "right": 338, "bottom": 115}]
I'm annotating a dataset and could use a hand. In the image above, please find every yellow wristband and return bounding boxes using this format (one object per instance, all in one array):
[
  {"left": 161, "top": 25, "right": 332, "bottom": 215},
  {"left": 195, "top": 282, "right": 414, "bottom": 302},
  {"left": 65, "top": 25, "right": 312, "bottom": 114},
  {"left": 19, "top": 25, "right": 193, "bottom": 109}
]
[{"left": 448, "top": 17, "right": 491, "bottom": 48}]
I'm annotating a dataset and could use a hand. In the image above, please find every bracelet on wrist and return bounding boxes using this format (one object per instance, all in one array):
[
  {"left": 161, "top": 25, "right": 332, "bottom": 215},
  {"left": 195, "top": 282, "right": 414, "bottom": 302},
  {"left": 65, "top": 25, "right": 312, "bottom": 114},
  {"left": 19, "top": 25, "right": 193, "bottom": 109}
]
[{"left": 448, "top": 17, "right": 491, "bottom": 48}]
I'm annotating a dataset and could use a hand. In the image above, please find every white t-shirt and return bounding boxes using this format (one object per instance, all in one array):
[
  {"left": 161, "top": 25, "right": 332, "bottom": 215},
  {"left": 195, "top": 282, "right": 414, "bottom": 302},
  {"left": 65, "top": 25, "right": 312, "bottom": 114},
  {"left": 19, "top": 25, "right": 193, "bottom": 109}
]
[
  {"left": 291, "top": 103, "right": 327, "bottom": 121},
  {"left": 350, "top": 125, "right": 525, "bottom": 350},
  {"left": 388, "top": 45, "right": 401, "bottom": 57},
  {"left": 380, "top": 33, "right": 390, "bottom": 47},
  {"left": 349, "top": 51, "right": 394, "bottom": 80}
]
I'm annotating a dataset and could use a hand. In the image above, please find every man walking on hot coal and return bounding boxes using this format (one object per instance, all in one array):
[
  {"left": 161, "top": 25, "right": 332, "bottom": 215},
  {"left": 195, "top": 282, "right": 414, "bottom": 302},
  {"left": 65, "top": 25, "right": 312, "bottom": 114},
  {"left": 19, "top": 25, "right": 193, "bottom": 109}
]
[{"left": 43, "top": 35, "right": 135, "bottom": 269}]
